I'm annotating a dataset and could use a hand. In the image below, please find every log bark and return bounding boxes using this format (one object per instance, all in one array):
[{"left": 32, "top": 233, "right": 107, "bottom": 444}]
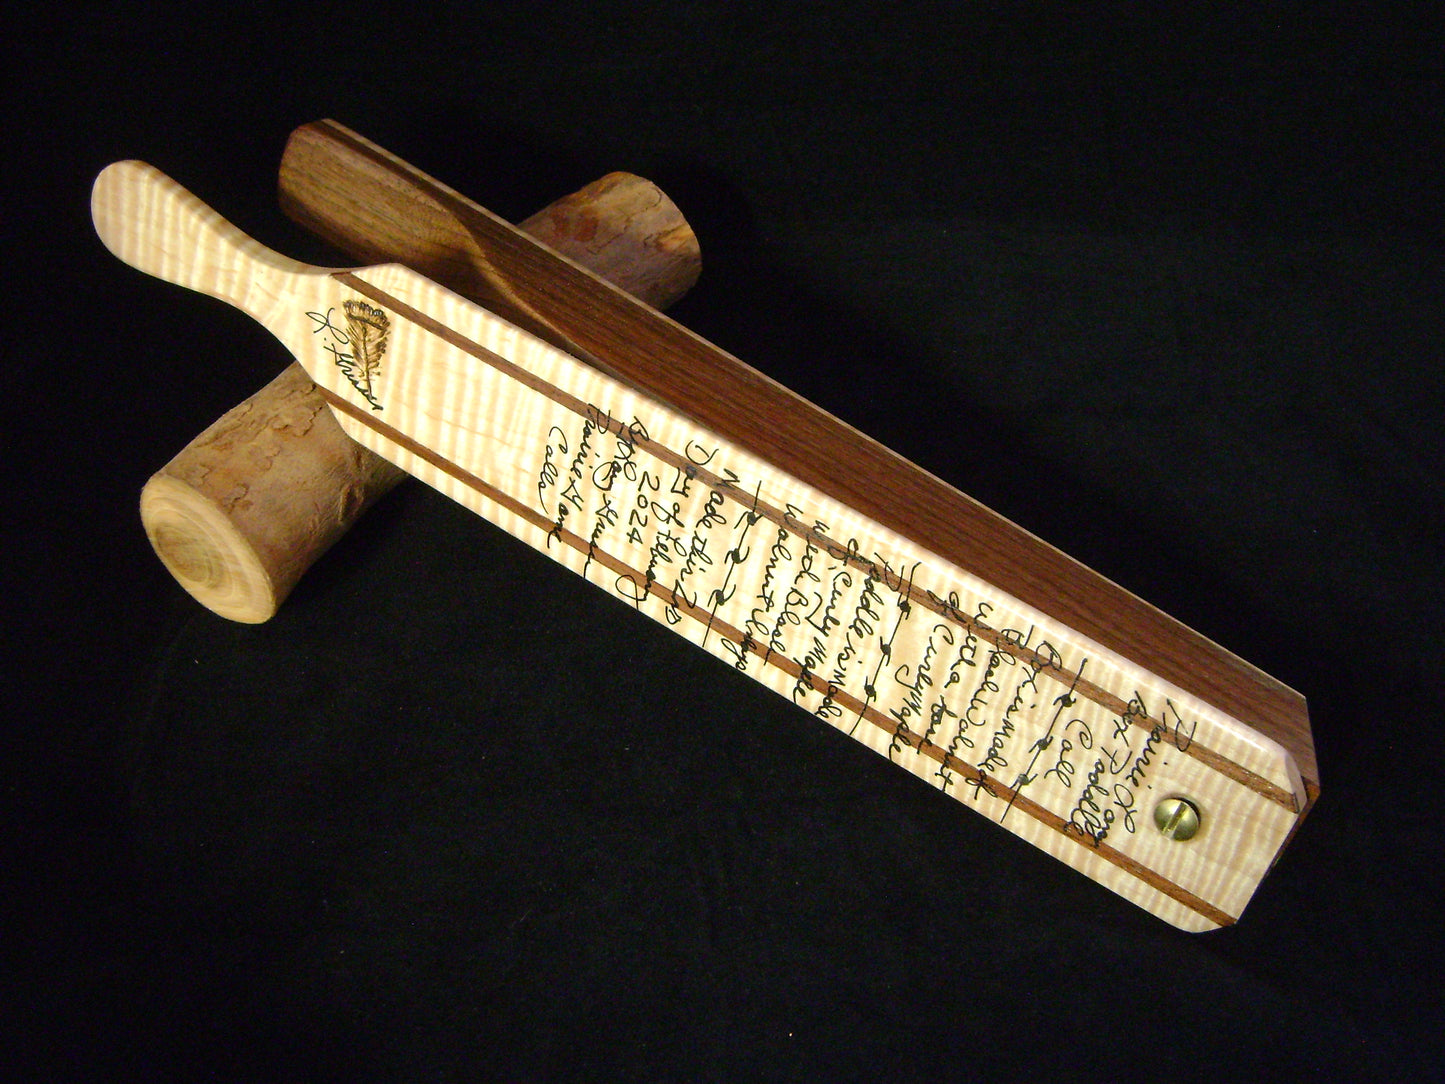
[{"left": 140, "top": 122, "right": 700, "bottom": 623}]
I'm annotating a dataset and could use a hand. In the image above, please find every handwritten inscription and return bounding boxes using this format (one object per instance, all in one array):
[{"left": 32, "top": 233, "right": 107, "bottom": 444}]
[{"left": 530, "top": 403, "right": 1202, "bottom": 845}]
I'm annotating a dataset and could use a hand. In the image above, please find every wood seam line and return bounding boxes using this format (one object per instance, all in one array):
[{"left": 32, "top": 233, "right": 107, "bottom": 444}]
[
  {"left": 332, "top": 270, "right": 1296, "bottom": 814},
  {"left": 316, "top": 382, "right": 1237, "bottom": 930}
]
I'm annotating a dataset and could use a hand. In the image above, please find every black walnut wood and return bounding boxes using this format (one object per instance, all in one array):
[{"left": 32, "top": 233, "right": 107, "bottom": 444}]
[{"left": 280, "top": 120, "right": 1317, "bottom": 803}]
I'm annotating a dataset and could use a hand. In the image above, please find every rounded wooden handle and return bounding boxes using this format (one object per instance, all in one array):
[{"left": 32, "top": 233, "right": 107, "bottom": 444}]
[
  {"left": 141, "top": 157, "right": 701, "bottom": 623},
  {"left": 94, "top": 161, "right": 321, "bottom": 314}
]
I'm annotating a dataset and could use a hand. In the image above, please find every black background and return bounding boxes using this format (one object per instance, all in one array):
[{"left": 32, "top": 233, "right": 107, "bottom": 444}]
[{"left": 9, "top": 3, "right": 1443, "bottom": 1080}]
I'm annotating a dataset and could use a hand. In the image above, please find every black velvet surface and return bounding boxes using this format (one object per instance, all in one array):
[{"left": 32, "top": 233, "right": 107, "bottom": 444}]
[{"left": 9, "top": 4, "right": 1442, "bottom": 1080}]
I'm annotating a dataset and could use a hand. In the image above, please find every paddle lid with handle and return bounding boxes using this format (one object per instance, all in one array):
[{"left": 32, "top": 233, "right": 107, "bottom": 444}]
[{"left": 94, "top": 159, "right": 1311, "bottom": 931}]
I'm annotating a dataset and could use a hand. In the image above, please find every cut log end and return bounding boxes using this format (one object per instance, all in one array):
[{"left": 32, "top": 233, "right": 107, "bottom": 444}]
[{"left": 141, "top": 473, "right": 277, "bottom": 623}]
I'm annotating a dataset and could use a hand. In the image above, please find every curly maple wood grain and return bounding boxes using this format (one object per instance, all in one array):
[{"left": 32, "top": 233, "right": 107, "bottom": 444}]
[
  {"left": 139, "top": 124, "right": 700, "bottom": 622},
  {"left": 95, "top": 159, "right": 1312, "bottom": 928}
]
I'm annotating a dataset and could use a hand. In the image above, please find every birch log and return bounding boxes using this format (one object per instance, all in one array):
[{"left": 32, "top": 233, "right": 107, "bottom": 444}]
[{"left": 140, "top": 121, "right": 700, "bottom": 623}]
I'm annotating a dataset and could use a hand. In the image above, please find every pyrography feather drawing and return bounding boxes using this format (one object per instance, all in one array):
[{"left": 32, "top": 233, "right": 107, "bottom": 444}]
[{"left": 341, "top": 299, "right": 389, "bottom": 409}]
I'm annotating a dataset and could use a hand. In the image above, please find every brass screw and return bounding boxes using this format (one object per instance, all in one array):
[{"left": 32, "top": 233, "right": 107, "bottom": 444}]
[{"left": 1154, "top": 797, "right": 1201, "bottom": 841}]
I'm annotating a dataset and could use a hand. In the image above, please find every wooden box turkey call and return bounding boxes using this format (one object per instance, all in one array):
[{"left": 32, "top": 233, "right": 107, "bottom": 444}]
[{"left": 104, "top": 121, "right": 1315, "bottom": 931}]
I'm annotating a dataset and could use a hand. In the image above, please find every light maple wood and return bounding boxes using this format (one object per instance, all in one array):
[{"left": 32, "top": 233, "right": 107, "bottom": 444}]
[
  {"left": 140, "top": 122, "right": 700, "bottom": 622},
  {"left": 95, "top": 160, "right": 1315, "bottom": 930}
]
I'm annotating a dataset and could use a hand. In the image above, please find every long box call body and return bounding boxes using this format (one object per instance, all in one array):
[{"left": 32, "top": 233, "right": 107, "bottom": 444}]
[{"left": 95, "top": 142, "right": 1314, "bottom": 930}]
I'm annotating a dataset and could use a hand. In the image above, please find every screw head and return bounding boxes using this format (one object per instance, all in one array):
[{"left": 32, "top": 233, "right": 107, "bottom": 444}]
[{"left": 1153, "top": 797, "right": 1201, "bottom": 841}]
